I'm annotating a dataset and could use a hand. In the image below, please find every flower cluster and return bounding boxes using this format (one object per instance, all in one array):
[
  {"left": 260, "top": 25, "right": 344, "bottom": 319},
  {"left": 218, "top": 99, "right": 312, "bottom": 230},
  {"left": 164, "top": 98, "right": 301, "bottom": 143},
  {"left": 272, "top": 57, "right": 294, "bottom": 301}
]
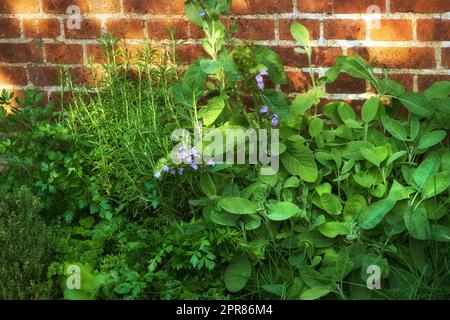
[
  {"left": 259, "top": 105, "right": 279, "bottom": 127},
  {"left": 154, "top": 145, "right": 217, "bottom": 180},
  {"left": 255, "top": 70, "right": 268, "bottom": 90}
]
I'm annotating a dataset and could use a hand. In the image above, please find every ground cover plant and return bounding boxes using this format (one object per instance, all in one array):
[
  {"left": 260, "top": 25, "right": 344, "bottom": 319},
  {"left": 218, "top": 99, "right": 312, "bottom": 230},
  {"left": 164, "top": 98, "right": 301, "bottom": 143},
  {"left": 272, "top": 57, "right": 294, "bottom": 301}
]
[{"left": 0, "top": 0, "right": 449, "bottom": 300}]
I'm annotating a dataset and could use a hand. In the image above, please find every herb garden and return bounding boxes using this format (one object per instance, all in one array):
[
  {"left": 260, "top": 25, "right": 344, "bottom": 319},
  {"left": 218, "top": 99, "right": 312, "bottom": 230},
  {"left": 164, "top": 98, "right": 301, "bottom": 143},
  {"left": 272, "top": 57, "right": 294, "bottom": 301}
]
[{"left": 1, "top": 0, "right": 449, "bottom": 300}]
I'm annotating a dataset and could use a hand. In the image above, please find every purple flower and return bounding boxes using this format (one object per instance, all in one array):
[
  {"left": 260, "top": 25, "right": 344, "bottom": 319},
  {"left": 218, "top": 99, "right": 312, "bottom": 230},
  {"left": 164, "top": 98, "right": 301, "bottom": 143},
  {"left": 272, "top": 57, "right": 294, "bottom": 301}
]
[
  {"left": 189, "top": 147, "right": 199, "bottom": 158},
  {"left": 208, "top": 159, "right": 217, "bottom": 167},
  {"left": 177, "top": 151, "right": 189, "bottom": 160},
  {"left": 256, "top": 74, "right": 265, "bottom": 90},
  {"left": 199, "top": 10, "right": 206, "bottom": 18},
  {"left": 271, "top": 116, "right": 279, "bottom": 127},
  {"left": 163, "top": 165, "right": 170, "bottom": 173},
  {"left": 191, "top": 163, "right": 199, "bottom": 170},
  {"left": 273, "top": 113, "right": 279, "bottom": 119},
  {"left": 178, "top": 168, "right": 184, "bottom": 175},
  {"left": 154, "top": 172, "right": 161, "bottom": 180},
  {"left": 260, "top": 105, "right": 269, "bottom": 114},
  {"left": 260, "top": 70, "right": 268, "bottom": 76}
]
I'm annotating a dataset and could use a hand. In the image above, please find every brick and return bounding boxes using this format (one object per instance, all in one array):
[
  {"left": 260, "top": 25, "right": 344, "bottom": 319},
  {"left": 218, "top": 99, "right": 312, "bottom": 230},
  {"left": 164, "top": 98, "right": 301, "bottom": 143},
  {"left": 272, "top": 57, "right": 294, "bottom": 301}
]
[
  {"left": 443, "top": 48, "right": 450, "bottom": 68},
  {"left": 147, "top": 19, "right": 188, "bottom": 40},
  {"left": 324, "top": 20, "right": 366, "bottom": 40},
  {"left": 418, "top": 74, "right": 450, "bottom": 92},
  {"left": 28, "top": 66, "right": 60, "bottom": 86},
  {"left": 0, "top": 43, "right": 43, "bottom": 63},
  {"left": 0, "top": 18, "right": 20, "bottom": 38},
  {"left": 24, "top": 19, "right": 61, "bottom": 39},
  {"left": 371, "top": 20, "right": 412, "bottom": 41},
  {"left": 274, "top": 46, "right": 342, "bottom": 67},
  {"left": 124, "top": 0, "right": 184, "bottom": 14},
  {"left": 65, "top": 18, "right": 101, "bottom": 39},
  {"left": 235, "top": 19, "right": 275, "bottom": 40},
  {"left": 279, "top": 19, "right": 320, "bottom": 41},
  {"left": 45, "top": 44, "right": 83, "bottom": 64},
  {"left": 106, "top": 19, "right": 145, "bottom": 39},
  {"left": 0, "top": 0, "right": 39, "bottom": 13},
  {"left": 348, "top": 47, "right": 435, "bottom": 69},
  {"left": 417, "top": 20, "right": 450, "bottom": 41},
  {"left": 42, "top": 0, "right": 120, "bottom": 13},
  {"left": 391, "top": 0, "right": 450, "bottom": 13},
  {"left": 175, "top": 45, "right": 206, "bottom": 64},
  {"left": 189, "top": 22, "right": 204, "bottom": 39},
  {"left": 68, "top": 67, "right": 98, "bottom": 87},
  {"left": 0, "top": 66, "right": 28, "bottom": 85},
  {"left": 282, "top": 71, "right": 314, "bottom": 93},
  {"left": 231, "top": 0, "right": 292, "bottom": 14},
  {"left": 87, "top": 44, "right": 108, "bottom": 63},
  {"left": 326, "top": 73, "right": 367, "bottom": 94},
  {"left": 388, "top": 74, "right": 414, "bottom": 91},
  {"left": 298, "top": 0, "right": 386, "bottom": 13}
]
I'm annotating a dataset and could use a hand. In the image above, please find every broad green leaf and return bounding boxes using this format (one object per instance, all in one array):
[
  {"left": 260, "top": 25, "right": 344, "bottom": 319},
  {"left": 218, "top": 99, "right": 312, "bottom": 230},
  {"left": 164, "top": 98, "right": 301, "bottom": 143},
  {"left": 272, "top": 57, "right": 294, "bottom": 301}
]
[
  {"left": 300, "top": 287, "right": 332, "bottom": 300},
  {"left": 342, "top": 141, "right": 374, "bottom": 160},
  {"left": 381, "top": 116, "right": 407, "bottom": 141},
  {"left": 292, "top": 91, "right": 316, "bottom": 115},
  {"left": 320, "top": 193, "right": 342, "bottom": 215},
  {"left": 388, "top": 180, "right": 415, "bottom": 201},
  {"left": 410, "top": 116, "right": 420, "bottom": 140},
  {"left": 358, "top": 198, "right": 396, "bottom": 230},
  {"left": 404, "top": 208, "right": 431, "bottom": 240},
  {"left": 243, "top": 215, "right": 262, "bottom": 230},
  {"left": 200, "top": 172, "right": 216, "bottom": 198},
  {"left": 398, "top": 92, "right": 434, "bottom": 118},
  {"left": 361, "top": 97, "right": 379, "bottom": 123},
  {"left": 290, "top": 22, "right": 310, "bottom": 47},
  {"left": 263, "top": 89, "right": 291, "bottom": 120},
  {"left": 343, "top": 194, "right": 367, "bottom": 216},
  {"left": 200, "top": 59, "right": 222, "bottom": 74},
  {"left": 184, "top": 1, "right": 204, "bottom": 27},
  {"left": 198, "top": 96, "right": 225, "bottom": 126},
  {"left": 315, "top": 183, "right": 332, "bottom": 196},
  {"left": 353, "top": 171, "right": 375, "bottom": 188},
  {"left": 224, "top": 257, "right": 252, "bottom": 292},
  {"left": 254, "top": 46, "right": 287, "bottom": 84},
  {"left": 183, "top": 60, "right": 207, "bottom": 97},
  {"left": 220, "top": 53, "right": 240, "bottom": 81},
  {"left": 318, "top": 222, "right": 350, "bottom": 238},
  {"left": 337, "top": 102, "right": 356, "bottom": 122},
  {"left": 338, "top": 55, "right": 375, "bottom": 83},
  {"left": 360, "top": 146, "right": 388, "bottom": 167},
  {"left": 387, "top": 151, "right": 407, "bottom": 166},
  {"left": 422, "top": 170, "right": 450, "bottom": 199},
  {"left": 206, "top": 207, "right": 239, "bottom": 227},
  {"left": 218, "top": 197, "right": 257, "bottom": 215},
  {"left": 309, "top": 118, "right": 324, "bottom": 137},
  {"left": 423, "top": 81, "right": 450, "bottom": 99},
  {"left": 267, "top": 202, "right": 303, "bottom": 221},
  {"left": 281, "top": 142, "right": 318, "bottom": 182},
  {"left": 417, "top": 130, "right": 447, "bottom": 149},
  {"left": 378, "top": 78, "right": 405, "bottom": 96},
  {"left": 430, "top": 224, "right": 450, "bottom": 242},
  {"left": 413, "top": 152, "right": 440, "bottom": 189},
  {"left": 283, "top": 176, "right": 300, "bottom": 189}
]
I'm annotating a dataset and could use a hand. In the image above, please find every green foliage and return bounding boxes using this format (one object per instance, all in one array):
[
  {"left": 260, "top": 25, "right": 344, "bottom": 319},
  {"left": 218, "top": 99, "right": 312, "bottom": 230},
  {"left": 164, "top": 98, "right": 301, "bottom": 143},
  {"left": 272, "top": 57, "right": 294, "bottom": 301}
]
[{"left": 0, "top": 187, "right": 58, "bottom": 299}]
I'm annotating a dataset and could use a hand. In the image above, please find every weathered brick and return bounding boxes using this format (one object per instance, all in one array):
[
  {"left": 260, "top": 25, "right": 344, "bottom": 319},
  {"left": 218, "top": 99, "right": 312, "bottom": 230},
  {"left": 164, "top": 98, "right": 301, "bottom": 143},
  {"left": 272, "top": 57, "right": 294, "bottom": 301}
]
[
  {"left": 65, "top": 18, "right": 101, "bottom": 39},
  {"left": 235, "top": 19, "right": 275, "bottom": 40},
  {"left": 87, "top": 44, "right": 107, "bottom": 63},
  {"left": 417, "top": 20, "right": 450, "bottom": 41},
  {"left": 0, "top": 66, "right": 28, "bottom": 85},
  {"left": 28, "top": 66, "right": 60, "bottom": 86},
  {"left": 324, "top": 20, "right": 366, "bottom": 40},
  {"left": 298, "top": 0, "right": 386, "bottom": 13},
  {"left": 0, "top": 18, "right": 20, "bottom": 38},
  {"left": 106, "top": 19, "right": 145, "bottom": 39},
  {"left": 0, "top": 0, "right": 39, "bottom": 13},
  {"left": 274, "top": 46, "right": 342, "bottom": 67},
  {"left": 124, "top": 0, "right": 184, "bottom": 14},
  {"left": 348, "top": 47, "right": 435, "bottom": 69},
  {"left": 326, "top": 73, "right": 367, "bottom": 94},
  {"left": 147, "top": 19, "right": 189, "bottom": 40},
  {"left": 371, "top": 20, "right": 412, "bottom": 41},
  {"left": 24, "top": 19, "right": 61, "bottom": 39},
  {"left": 391, "top": 0, "right": 450, "bottom": 13},
  {"left": 443, "top": 48, "right": 450, "bottom": 68},
  {"left": 231, "top": 0, "right": 292, "bottom": 14},
  {"left": 0, "top": 43, "right": 43, "bottom": 63},
  {"left": 418, "top": 74, "right": 450, "bottom": 92},
  {"left": 45, "top": 44, "right": 84, "bottom": 64},
  {"left": 279, "top": 19, "right": 320, "bottom": 41},
  {"left": 42, "top": 0, "right": 120, "bottom": 13},
  {"left": 175, "top": 44, "right": 206, "bottom": 64},
  {"left": 282, "top": 71, "right": 314, "bottom": 93}
]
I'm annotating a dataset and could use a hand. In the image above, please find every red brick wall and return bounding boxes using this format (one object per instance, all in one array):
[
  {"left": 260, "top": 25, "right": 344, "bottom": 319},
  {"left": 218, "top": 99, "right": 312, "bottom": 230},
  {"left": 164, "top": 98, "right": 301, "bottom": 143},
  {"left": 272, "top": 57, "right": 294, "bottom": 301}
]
[{"left": 0, "top": 0, "right": 449, "bottom": 101}]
